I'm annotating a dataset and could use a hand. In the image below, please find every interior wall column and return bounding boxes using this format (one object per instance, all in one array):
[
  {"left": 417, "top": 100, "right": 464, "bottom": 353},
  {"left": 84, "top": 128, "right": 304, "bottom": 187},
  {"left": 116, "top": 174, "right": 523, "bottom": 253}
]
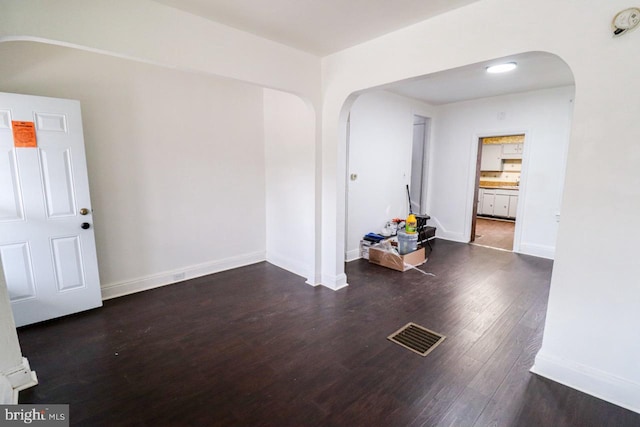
[{"left": 0, "top": 261, "right": 38, "bottom": 403}]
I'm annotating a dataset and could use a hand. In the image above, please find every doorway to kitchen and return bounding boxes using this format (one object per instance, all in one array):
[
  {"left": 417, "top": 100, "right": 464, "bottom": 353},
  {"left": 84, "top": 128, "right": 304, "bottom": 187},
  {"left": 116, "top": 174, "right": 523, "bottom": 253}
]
[{"left": 471, "top": 134, "right": 524, "bottom": 251}]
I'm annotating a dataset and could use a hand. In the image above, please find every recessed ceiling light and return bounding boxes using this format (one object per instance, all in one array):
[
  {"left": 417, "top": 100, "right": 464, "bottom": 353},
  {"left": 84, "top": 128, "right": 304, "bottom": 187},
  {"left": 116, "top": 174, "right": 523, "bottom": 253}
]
[{"left": 486, "top": 62, "right": 517, "bottom": 74}]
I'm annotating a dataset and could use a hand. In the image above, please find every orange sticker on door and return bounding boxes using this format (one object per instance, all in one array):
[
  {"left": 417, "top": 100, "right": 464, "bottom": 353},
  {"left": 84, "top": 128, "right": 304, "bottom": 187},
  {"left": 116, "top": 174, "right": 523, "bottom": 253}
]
[{"left": 12, "top": 121, "right": 37, "bottom": 148}]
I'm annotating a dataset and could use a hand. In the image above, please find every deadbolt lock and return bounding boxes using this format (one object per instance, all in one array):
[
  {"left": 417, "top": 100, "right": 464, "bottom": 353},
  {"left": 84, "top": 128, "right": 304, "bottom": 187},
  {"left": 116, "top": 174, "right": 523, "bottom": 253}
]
[{"left": 79, "top": 208, "right": 90, "bottom": 215}]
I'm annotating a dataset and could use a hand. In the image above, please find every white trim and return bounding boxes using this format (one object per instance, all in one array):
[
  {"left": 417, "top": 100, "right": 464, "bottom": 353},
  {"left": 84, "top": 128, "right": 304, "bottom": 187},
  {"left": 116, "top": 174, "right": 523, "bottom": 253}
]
[
  {"left": 430, "top": 217, "right": 466, "bottom": 243},
  {"left": 265, "top": 251, "right": 312, "bottom": 283},
  {"left": 345, "top": 248, "right": 360, "bottom": 262},
  {"left": 320, "top": 273, "right": 349, "bottom": 291},
  {"left": 517, "top": 242, "right": 555, "bottom": 259},
  {"left": 100, "top": 251, "right": 266, "bottom": 300},
  {"left": 0, "top": 375, "right": 12, "bottom": 404},
  {"left": 1, "top": 357, "right": 38, "bottom": 404},
  {"left": 470, "top": 243, "right": 512, "bottom": 252},
  {"left": 305, "top": 272, "right": 322, "bottom": 287},
  {"left": 467, "top": 129, "right": 530, "bottom": 247},
  {"left": 531, "top": 352, "right": 640, "bottom": 414}
]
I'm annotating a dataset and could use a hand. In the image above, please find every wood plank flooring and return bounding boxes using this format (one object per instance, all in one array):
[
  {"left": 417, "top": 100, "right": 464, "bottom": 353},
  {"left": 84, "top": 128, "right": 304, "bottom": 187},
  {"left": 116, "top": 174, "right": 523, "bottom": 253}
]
[
  {"left": 473, "top": 217, "right": 515, "bottom": 251},
  {"left": 17, "top": 240, "right": 640, "bottom": 426}
]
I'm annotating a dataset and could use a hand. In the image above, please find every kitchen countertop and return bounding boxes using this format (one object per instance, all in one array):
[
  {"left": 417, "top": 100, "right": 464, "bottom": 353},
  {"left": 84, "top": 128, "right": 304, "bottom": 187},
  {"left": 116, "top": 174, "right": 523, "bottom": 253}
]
[
  {"left": 480, "top": 185, "right": 519, "bottom": 190},
  {"left": 479, "top": 179, "right": 519, "bottom": 189}
]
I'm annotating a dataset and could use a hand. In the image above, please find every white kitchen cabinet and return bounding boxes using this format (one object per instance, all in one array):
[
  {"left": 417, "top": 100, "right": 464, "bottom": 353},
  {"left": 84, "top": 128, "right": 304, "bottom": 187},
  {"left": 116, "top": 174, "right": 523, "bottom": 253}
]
[
  {"left": 480, "top": 144, "right": 502, "bottom": 171},
  {"left": 502, "top": 143, "right": 523, "bottom": 159},
  {"left": 502, "top": 161, "right": 521, "bottom": 172},
  {"left": 481, "top": 191, "right": 495, "bottom": 215},
  {"left": 508, "top": 195, "right": 518, "bottom": 218},
  {"left": 493, "top": 194, "right": 510, "bottom": 217},
  {"left": 477, "top": 188, "right": 483, "bottom": 213},
  {"left": 479, "top": 188, "right": 519, "bottom": 219}
]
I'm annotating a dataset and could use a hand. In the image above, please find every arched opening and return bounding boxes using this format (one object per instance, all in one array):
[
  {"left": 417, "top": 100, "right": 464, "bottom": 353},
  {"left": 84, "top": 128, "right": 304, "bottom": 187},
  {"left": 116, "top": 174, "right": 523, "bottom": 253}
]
[{"left": 340, "top": 51, "right": 575, "bottom": 275}]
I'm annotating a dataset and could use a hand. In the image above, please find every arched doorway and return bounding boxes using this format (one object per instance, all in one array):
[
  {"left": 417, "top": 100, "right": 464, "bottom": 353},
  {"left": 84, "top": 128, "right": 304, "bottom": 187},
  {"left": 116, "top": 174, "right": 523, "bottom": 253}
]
[{"left": 341, "top": 52, "right": 575, "bottom": 274}]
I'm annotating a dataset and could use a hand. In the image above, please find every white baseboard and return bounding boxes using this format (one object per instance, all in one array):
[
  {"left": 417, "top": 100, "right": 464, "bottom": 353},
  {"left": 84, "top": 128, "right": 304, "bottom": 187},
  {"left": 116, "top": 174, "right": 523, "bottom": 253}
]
[
  {"left": 345, "top": 248, "right": 360, "bottom": 262},
  {"left": 518, "top": 242, "right": 555, "bottom": 259},
  {"left": 1, "top": 357, "right": 38, "bottom": 404},
  {"left": 429, "top": 217, "right": 467, "bottom": 243},
  {"left": 0, "top": 375, "right": 12, "bottom": 404},
  {"left": 266, "top": 251, "right": 312, "bottom": 283},
  {"left": 531, "top": 352, "right": 640, "bottom": 414},
  {"left": 305, "top": 272, "right": 322, "bottom": 287},
  {"left": 320, "top": 273, "right": 349, "bottom": 291},
  {"left": 100, "top": 251, "right": 266, "bottom": 300}
]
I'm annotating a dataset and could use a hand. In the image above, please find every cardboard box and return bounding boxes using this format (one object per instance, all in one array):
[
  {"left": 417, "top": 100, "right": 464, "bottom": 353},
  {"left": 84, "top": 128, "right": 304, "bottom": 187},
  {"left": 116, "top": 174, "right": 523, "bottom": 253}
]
[{"left": 368, "top": 246, "right": 426, "bottom": 272}]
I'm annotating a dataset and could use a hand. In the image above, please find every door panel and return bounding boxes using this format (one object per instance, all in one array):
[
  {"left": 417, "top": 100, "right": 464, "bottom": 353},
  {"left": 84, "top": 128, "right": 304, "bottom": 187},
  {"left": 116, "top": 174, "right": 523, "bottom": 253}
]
[
  {"left": 51, "top": 236, "right": 86, "bottom": 292},
  {"left": 40, "top": 147, "right": 77, "bottom": 218},
  {"left": 0, "top": 147, "right": 24, "bottom": 222},
  {"left": 0, "top": 111, "right": 10, "bottom": 129},
  {"left": 0, "top": 242, "right": 36, "bottom": 301},
  {"left": 35, "top": 112, "right": 67, "bottom": 133},
  {"left": 0, "top": 92, "right": 102, "bottom": 326}
]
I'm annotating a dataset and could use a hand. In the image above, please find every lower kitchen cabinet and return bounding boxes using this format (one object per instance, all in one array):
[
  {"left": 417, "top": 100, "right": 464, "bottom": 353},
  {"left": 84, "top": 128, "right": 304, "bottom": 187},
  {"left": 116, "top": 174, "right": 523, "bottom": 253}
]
[
  {"left": 478, "top": 188, "right": 518, "bottom": 219},
  {"left": 481, "top": 192, "right": 495, "bottom": 216},
  {"left": 508, "top": 195, "right": 518, "bottom": 218},
  {"left": 493, "top": 194, "right": 510, "bottom": 217}
]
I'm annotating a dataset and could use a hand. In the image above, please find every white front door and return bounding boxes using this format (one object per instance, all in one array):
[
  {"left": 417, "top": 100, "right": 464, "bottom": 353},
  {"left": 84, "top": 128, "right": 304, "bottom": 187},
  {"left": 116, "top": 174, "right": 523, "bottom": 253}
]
[{"left": 0, "top": 92, "right": 102, "bottom": 327}]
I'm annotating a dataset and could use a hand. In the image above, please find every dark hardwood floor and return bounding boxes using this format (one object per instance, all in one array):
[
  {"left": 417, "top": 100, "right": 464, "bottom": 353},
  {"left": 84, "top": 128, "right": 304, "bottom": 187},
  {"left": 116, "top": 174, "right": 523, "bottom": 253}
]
[{"left": 17, "top": 240, "right": 640, "bottom": 426}]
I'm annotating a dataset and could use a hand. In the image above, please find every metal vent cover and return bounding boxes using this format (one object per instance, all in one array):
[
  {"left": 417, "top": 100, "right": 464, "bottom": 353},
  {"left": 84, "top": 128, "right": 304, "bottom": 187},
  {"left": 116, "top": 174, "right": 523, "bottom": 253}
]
[{"left": 387, "top": 322, "right": 446, "bottom": 356}]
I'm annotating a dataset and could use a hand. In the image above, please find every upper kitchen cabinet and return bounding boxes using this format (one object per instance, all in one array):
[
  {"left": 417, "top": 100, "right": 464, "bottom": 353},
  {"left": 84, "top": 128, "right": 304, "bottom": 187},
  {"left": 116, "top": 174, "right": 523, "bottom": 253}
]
[
  {"left": 480, "top": 144, "right": 503, "bottom": 171},
  {"left": 502, "top": 143, "right": 524, "bottom": 159}
]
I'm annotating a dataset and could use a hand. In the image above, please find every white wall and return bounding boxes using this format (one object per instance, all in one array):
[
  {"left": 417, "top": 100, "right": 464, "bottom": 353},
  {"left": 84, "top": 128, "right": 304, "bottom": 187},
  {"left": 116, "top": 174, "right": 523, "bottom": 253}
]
[
  {"left": 431, "top": 86, "right": 575, "bottom": 258},
  {"left": 321, "top": 0, "right": 640, "bottom": 413},
  {"left": 346, "top": 90, "right": 436, "bottom": 260},
  {"left": 0, "top": 41, "right": 267, "bottom": 297},
  {"left": 263, "top": 89, "right": 316, "bottom": 282}
]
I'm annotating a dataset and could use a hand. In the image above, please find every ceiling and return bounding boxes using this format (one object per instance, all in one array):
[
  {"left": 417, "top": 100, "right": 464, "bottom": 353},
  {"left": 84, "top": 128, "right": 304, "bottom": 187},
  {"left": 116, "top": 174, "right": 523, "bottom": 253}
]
[
  {"left": 150, "top": 2, "right": 574, "bottom": 105},
  {"left": 385, "top": 52, "right": 575, "bottom": 105},
  {"left": 151, "top": 0, "right": 483, "bottom": 55}
]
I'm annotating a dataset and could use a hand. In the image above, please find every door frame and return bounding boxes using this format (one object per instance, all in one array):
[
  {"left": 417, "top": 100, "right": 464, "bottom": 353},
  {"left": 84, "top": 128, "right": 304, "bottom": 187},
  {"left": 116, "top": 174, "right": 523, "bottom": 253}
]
[
  {"left": 470, "top": 137, "right": 484, "bottom": 242},
  {"left": 469, "top": 130, "right": 529, "bottom": 251}
]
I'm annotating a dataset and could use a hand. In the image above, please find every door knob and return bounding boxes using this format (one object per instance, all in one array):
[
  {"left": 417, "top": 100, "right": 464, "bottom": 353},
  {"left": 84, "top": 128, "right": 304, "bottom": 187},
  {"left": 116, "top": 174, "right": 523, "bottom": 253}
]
[
  {"left": 79, "top": 208, "right": 90, "bottom": 215},
  {"left": 81, "top": 222, "right": 91, "bottom": 230}
]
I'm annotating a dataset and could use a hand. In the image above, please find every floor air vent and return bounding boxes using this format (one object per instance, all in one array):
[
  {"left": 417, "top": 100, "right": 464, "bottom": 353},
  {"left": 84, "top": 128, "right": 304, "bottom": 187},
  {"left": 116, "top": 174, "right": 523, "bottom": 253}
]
[{"left": 387, "top": 322, "right": 446, "bottom": 356}]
